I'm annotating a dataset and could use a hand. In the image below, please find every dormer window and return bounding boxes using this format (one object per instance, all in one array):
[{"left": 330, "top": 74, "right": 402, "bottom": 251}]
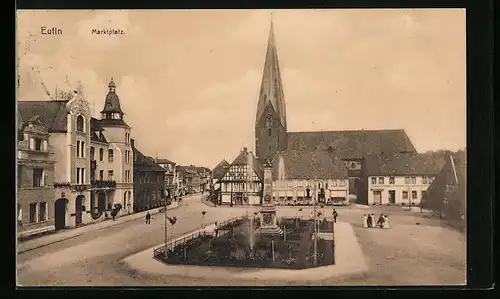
[{"left": 77, "top": 115, "right": 84, "bottom": 132}]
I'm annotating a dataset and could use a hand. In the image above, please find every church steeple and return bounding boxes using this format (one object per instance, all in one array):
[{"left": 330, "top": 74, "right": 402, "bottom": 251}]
[{"left": 255, "top": 19, "right": 287, "bottom": 129}]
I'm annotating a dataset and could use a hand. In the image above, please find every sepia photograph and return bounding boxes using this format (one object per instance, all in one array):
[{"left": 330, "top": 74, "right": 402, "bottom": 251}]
[{"left": 16, "top": 9, "right": 467, "bottom": 286}]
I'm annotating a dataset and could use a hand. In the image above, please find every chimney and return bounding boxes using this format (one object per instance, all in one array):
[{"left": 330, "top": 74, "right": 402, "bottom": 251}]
[{"left": 131, "top": 138, "right": 135, "bottom": 148}]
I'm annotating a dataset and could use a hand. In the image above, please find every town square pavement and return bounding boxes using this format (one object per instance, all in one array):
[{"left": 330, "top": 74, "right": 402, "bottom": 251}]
[{"left": 17, "top": 197, "right": 466, "bottom": 286}]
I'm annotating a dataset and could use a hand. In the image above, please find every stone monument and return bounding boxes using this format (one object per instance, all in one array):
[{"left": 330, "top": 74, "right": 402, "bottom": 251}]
[{"left": 257, "top": 159, "right": 283, "bottom": 235}]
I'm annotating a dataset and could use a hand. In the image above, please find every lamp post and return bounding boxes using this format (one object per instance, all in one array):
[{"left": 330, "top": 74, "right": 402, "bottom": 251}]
[
  {"left": 164, "top": 195, "right": 168, "bottom": 259},
  {"left": 306, "top": 177, "right": 318, "bottom": 267}
]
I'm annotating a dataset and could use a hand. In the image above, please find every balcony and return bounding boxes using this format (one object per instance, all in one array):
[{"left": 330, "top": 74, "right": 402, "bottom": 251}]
[{"left": 91, "top": 180, "right": 117, "bottom": 189}]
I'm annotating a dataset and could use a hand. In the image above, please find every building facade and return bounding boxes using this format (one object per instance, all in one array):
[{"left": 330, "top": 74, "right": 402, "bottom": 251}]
[
  {"left": 271, "top": 150, "right": 349, "bottom": 205},
  {"left": 17, "top": 79, "right": 134, "bottom": 230},
  {"left": 363, "top": 153, "right": 441, "bottom": 205},
  {"left": 17, "top": 115, "right": 56, "bottom": 238},
  {"left": 218, "top": 147, "right": 263, "bottom": 206},
  {"left": 155, "top": 158, "right": 177, "bottom": 199},
  {"left": 132, "top": 140, "right": 166, "bottom": 211}
]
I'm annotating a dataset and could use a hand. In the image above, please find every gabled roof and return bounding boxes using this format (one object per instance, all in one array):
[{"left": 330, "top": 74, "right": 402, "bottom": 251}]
[
  {"left": 227, "top": 148, "right": 264, "bottom": 180},
  {"left": 90, "top": 118, "right": 108, "bottom": 144},
  {"left": 421, "top": 151, "right": 466, "bottom": 220},
  {"left": 212, "top": 159, "right": 230, "bottom": 180},
  {"left": 364, "top": 153, "right": 443, "bottom": 176},
  {"left": 132, "top": 146, "right": 166, "bottom": 172},
  {"left": 271, "top": 149, "right": 348, "bottom": 180},
  {"left": 287, "top": 129, "right": 416, "bottom": 159},
  {"left": 17, "top": 100, "right": 70, "bottom": 132},
  {"left": 156, "top": 158, "right": 176, "bottom": 165}
]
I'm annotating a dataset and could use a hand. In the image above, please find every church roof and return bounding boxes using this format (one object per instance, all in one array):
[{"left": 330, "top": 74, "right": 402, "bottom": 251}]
[
  {"left": 255, "top": 20, "right": 287, "bottom": 129},
  {"left": 364, "top": 152, "right": 443, "bottom": 176},
  {"left": 156, "top": 158, "right": 176, "bottom": 165},
  {"left": 271, "top": 149, "right": 348, "bottom": 180},
  {"left": 17, "top": 100, "right": 70, "bottom": 132},
  {"left": 212, "top": 159, "right": 230, "bottom": 180},
  {"left": 287, "top": 129, "right": 416, "bottom": 159}
]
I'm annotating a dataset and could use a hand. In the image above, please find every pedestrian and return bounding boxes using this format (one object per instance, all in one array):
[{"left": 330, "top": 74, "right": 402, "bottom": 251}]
[
  {"left": 363, "top": 214, "right": 368, "bottom": 228},
  {"left": 383, "top": 214, "right": 390, "bottom": 229},
  {"left": 367, "top": 214, "right": 373, "bottom": 228},
  {"left": 332, "top": 208, "right": 338, "bottom": 223},
  {"left": 145, "top": 211, "right": 151, "bottom": 224},
  {"left": 377, "top": 214, "right": 385, "bottom": 228},
  {"left": 215, "top": 222, "right": 219, "bottom": 237}
]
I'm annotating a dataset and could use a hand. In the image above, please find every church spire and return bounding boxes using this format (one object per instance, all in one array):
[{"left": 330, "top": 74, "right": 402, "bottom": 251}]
[{"left": 255, "top": 18, "right": 287, "bottom": 129}]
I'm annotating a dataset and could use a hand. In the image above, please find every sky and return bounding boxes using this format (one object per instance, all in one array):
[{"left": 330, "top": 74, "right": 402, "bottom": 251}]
[{"left": 16, "top": 9, "right": 466, "bottom": 169}]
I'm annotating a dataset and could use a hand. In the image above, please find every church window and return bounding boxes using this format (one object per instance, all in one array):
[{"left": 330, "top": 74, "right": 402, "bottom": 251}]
[
  {"left": 34, "top": 138, "right": 42, "bottom": 151},
  {"left": 268, "top": 128, "right": 271, "bottom": 137},
  {"left": 76, "top": 115, "right": 84, "bottom": 132},
  {"left": 76, "top": 141, "right": 80, "bottom": 157}
]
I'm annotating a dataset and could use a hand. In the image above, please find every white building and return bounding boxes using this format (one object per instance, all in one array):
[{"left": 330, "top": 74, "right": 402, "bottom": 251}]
[
  {"left": 271, "top": 150, "right": 349, "bottom": 205},
  {"left": 364, "top": 153, "right": 441, "bottom": 206}
]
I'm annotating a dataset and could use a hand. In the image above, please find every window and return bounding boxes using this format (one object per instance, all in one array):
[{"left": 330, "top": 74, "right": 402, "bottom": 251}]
[
  {"left": 39, "top": 202, "right": 47, "bottom": 222},
  {"left": 339, "top": 179, "right": 345, "bottom": 187},
  {"left": 350, "top": 162, "right": 356, "bottom": 169},
  {"left": 35, "top": 138, "right": 42, "bottom": 151},
  {"left": 412, "top": 191, "right": 417, "bottom": 199},
  {"left": 422, "top": 190, "right": 427, "bottom": 199},
  {"left": 123, "top": 193, "right": 127, "bottom": 207},
  {"left": 332, "top": 180, "right": 337, "bottom": 187},
  {"left": 108, "top": 170, "right": 114, "bottom": 181},
  {"left": 422, "top": 176, "right": 428, "bottom": 184},
  {"left": 404, "top": 177, "right": 410, "bottom": 184},
  {"left": 81, "top": 142, "right": 85, "bottom": 158},
  {"left": 90, "top": 147, "right": 95, "bottom": 160},
  {"left": 77, "top": 115, "right": 84, "bottom": 132},
  {"left": 76, "top": 141, "right": 80, "bottom": 157},
  {"left": 99, "top": 148, "right": 104, "bottom": 161},
  {"left": 29, "top": 203, "right": 37, "bottom": 223},
  {"left": 99, "top": 170, "right": 104, "bottom": 180},
  {"left": 371, "top": 177, "right": 377, "bottom": 184},
  {"left": 108, "top": 149, "right": 114, "bottom": 162},
  {"left": 389, "top": 177, "right": 395, "bottom": 184},
  {"left": 378, "top": 177, "right": 384, "bottom": 184},
  {"left": 268, "top": 128, "right": 272, "bottom": 137},
  {"left": 76, "top": 167, "right": 81, "bottom": 184},
  {"left": 326, "top": 183, "right": 328, "bottom": 189},
  {"left": 32, "top": 168, "right": 43, "bottom": 187},
  {"left": 81, "top": 168, "right": 85, "bottom": 184},
  {"left": 402, "top": 191, "right": 408, "bottom": 199},
  {"left": 411, "top": 177, "right": 416, "bottom": 184}
]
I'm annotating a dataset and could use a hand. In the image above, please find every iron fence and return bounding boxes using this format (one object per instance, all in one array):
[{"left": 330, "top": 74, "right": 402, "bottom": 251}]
[{"left": 153, "top": 215, "right": 247, "bottom": 258}]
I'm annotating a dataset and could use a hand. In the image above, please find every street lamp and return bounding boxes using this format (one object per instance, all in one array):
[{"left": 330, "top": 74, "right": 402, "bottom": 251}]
[
  {"left": 201, "top": 211, "right": 207, "bottom": 229},
  {"left": 305, "top": 177, "right": 318, "bottom": 267}
]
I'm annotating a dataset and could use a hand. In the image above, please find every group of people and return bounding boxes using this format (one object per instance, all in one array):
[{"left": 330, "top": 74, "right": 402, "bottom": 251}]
[{"left": 363, "top": 213, "right": 390, "bottom": 229}]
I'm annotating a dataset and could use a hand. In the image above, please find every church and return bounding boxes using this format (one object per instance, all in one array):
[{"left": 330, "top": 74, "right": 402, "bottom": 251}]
[{"left": 213, "top": 20, "right": 426, "bottom": 206}]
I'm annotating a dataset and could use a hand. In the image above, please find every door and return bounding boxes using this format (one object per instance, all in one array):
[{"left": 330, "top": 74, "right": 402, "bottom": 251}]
[
  {"left": 98, "top": 192, "right": 106, "bottom": 212},
  {"left": 75, "top": 195, "right": 84, "bottom": 225},
  {"left": 373, "top": 191, "right": 382, "bottom": 204},
  {"left": 55, "top": 198, "right": 68, "bottom": 230},
  {"left": 389, "top": 190, "right": 396, "bottom": 204}
]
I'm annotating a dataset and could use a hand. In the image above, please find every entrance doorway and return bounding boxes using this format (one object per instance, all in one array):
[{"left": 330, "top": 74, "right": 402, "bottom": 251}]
[
  {"left": 373, "top": 191, "right": 382, "bottom": 204},
  {"left": 54, "top": 198, "right": 68, "bottom": 230},
  {"left": 389, "top": 190, "right": 396, "bottom": 204},
  {"left": 75, "top": 195, "right": 84, "bottom": 226},
  {"left": 98, "top": 192, "right": 106, "bottom": 213}
]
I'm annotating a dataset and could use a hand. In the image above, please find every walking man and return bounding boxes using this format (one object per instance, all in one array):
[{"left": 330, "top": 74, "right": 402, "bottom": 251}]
[
  {"left": 332, "top": 208, "right": 338, "bottom": 223},
  {"left": 145, "top": 211, "right": 151, "bottom": 224}
]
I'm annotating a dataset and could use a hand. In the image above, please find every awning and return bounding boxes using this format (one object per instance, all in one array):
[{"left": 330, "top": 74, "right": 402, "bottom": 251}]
[
  {"left": 279, "top": 191, "right": 286, "bottom": 197},
  {"left": 287, "top": 191, "right": 294, "bottom": 197},
  {"left": 296, "top": 190, "right": 305, "bottom": 197}
]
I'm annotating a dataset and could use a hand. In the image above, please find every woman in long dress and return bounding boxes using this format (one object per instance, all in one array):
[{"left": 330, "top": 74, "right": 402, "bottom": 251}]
[
  {"left": 382, "top": 214, "right": 390, "bottom": 229},
  {"left": 363, "top": 214, "right": 368, "bottom": 228}
]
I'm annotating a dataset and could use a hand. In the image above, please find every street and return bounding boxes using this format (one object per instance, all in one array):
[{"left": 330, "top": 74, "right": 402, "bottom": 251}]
[{"left": 17, "top": 197, "right": 466, "bottom": 286}]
